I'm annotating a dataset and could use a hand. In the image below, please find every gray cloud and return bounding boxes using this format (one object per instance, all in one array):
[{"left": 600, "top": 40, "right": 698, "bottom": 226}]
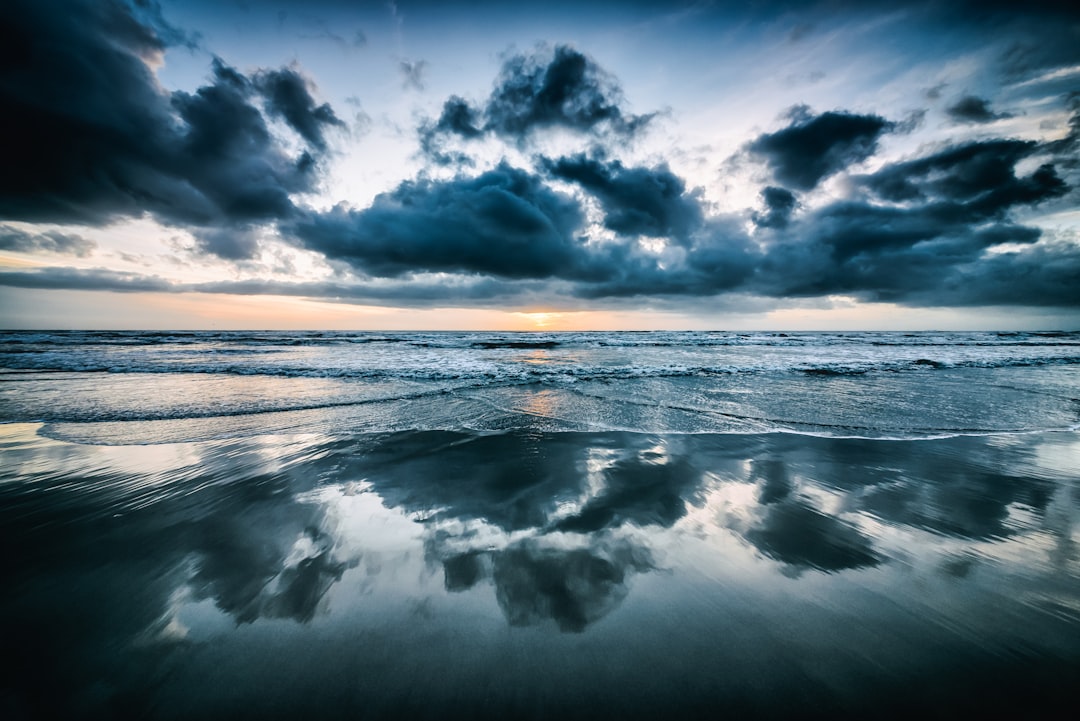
[
  {"left": 946, "top": 95, "right": 1013, "bottom": 124},
  {"left": 752, "top": 135, "right": 1072, "bottom": 304},
  {"left": 399, "top": 58, "right": 429, "bottom": 91},
  {"left": 0, "top": 0, "right": 340, "bottom": 246},
  {"left": 752, "top": 187, "right": 798, "bottom": 229},
  {"left": 288, "top": 163, "right": 588, "bottom": 279},
  {"left": 254, "top": 67, "right": 346, "bottom": 150},
  {"left": 2, "top": 2, "right": 1076, "bottom": 312},
  {"left": 191, "top": 226, "right": 262, "bottom": 261},
  {"left": 0, "top": 226, "right": 96, "bottom": 256},
  {"left": 0, "top": 267, "right": 173, "bottom": 292},
  {"left": 858, "top": 139, "right": 1063, "bottom": 207},
  {"left": 4, "top": 122, "right": 1076, "bottom": 310},
  {"left": 420, "top": 45, "right": 654, "bottom": 160},
  {"left": 541, "top": 153, "right": 705, "bottom": 242},
  {"left": 485, "top": 45, "right": 653, "bottom": 138},
  {"left": 747, "top": 107, "right": 896, "bottom": 190}
]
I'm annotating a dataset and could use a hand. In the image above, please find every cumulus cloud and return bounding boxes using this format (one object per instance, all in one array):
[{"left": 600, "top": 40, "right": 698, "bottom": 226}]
[
  {"left": 541, "top": 153, "right": 705, "bottom": 242},
  {"left": 484, "top": 45, "right": 652, "bottom": 138},
  {"left": 420, "top": 45, "right": 654, "bottom": 159},
  {"left": 0, "top": 0, "right": 340, "bottom": 249},
  {"left": 254, "top": 67, "right": 346, "bottom": 150},
  {"left": 2, "top": 2, "right": 1077, "bottom": 312},
  {"left": 747, "top": 107, "right": 895, "bottom": 190},
  {"left": 191, "top": 226, "right": 263, "bottom": 261},
  {"left": 752, "top": 187, "right": 798, "bottom": 229},
  {"left": 4, "top": 118, "right": 1076, "bottom": 309},
  {"left": 751, "top": 136, "right": 1071, "bottom": 304},
  {"left": 288, "top": 163, "right": 587, "bottom": 279},
  {"left": 859, "top": 139, "right": 1064, "bottom": 208}
]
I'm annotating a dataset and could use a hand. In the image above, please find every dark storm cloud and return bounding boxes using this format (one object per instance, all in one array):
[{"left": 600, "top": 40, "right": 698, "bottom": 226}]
[
  {"left": 420, "top": 45, "right": 654, "bottom": 158},
  {"left": 418, "top": 96, "right": 484, "bottom": 166},
  {"left": 747, "top": 107, "right": 896, "bottom": 190},
  {"left": 5, "top": 119, "right": 1077, "bottom": 308},
  {"left": 1045, "top": 96, "right": 1080, "bottom": 162},
  {"left": 2, "top": 0, "right": 1075, "bottom": 314},
  {"left": 946, "top": 95, "right": 1013, "bottom": 124},
  {"left": 485, "top": 45, "right": 652, "bottom": 138},
  {"left": 916, "top": 236, "right": 1080, "bottom": 308},
  {"left": 859, "top": 139, "right": 1064, "bottom": 207},
  {"left": 566, "top": 217, "right": 759, "bottom": 299},
  {"left": 288, "top": 163, "right": 587, "bottom": 279},
  {"left": 0, "top": 226, "right": 96, "bottom": 256},
  {"left": 747, "top": 129, "right": 1074, "bottom": 305},
  {"left": 286, "top": 156, "right": 756, "bottom": 299},
  {"left": 754, "top": 207, "right": 1068, "bottom": 306},
  {"left": 0, "top": 0, "right": 338, "bottom": 238},
  {"left": 254, "top": 67, "right": 346, "bottom": 150},
  {"left": 428, "top": 96, "right": 485, "bottom": 139},
  {"left": 541, "top": 154, "right": 705, "bottom": 241},
  {"left": 752, "top": 187, "right": 798, "bottom": 229}
]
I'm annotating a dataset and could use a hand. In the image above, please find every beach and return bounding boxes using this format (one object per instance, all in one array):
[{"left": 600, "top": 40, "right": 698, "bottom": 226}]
[{"left": 2, "top": 331, "right": 1079, "bottom": 718}]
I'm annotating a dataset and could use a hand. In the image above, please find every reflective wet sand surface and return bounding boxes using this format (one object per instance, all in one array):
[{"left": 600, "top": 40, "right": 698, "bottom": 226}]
[{"left": 3, "top": 423, "right": 1078, "bottom": 719}]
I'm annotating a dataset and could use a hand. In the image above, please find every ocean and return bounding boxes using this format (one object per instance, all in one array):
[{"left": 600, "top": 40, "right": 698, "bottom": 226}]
[{"left": 2, "top": 330, "right": 1079, "bottom": 718}]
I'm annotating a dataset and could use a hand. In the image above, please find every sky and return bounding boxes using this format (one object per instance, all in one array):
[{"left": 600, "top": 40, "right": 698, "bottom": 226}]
[{"left": 1, "top": 0, "right": 1078, "bottom": 330}]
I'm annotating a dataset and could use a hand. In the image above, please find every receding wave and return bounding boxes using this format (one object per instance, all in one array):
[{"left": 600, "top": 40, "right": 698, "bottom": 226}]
[{"left": 12, "top": 385, "right": 474, "bottom": 424}]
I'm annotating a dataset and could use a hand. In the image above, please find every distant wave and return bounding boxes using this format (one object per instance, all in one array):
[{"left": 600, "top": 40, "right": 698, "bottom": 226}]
[
  {"left": 3, "top": 329, "right": 1079, "bottom": 351},
  {"left": 2, "top": 355, "right": 1079, "bottom": 380}
]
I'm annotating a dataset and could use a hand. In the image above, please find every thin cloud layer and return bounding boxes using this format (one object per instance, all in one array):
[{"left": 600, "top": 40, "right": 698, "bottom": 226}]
[{"left": 0, "top": 226, "right": 96, "bottom": 257}]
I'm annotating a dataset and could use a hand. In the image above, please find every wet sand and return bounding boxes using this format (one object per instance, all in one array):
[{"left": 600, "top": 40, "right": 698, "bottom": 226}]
[{"left": 2, "top": 423, "right": 1078, "bottom": 719}]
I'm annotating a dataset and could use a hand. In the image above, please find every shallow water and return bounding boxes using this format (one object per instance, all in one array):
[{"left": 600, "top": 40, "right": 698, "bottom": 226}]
[{"left": 2, "top": 331, "right": 1078, "bottom": 718}]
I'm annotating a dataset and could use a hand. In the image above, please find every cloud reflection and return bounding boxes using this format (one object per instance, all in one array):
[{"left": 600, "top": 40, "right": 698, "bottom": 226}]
[{"left": 2, "top": 424, "right": 1077, "bottom": 717}]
